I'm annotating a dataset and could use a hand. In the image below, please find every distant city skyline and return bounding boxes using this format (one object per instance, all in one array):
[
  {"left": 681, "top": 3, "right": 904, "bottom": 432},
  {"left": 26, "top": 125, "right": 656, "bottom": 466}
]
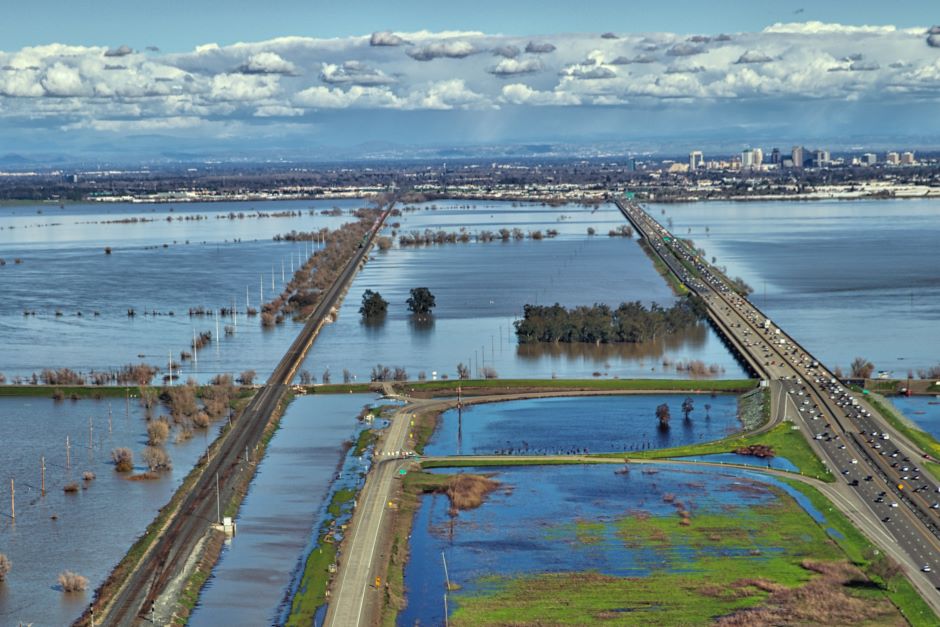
[{"left": 0, "top": 3, "right": 939, "bottom": 160}]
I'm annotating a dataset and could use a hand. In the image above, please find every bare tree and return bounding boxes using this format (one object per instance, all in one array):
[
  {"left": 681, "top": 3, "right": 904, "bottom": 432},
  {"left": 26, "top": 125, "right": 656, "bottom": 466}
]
[
  {"left": 681, "top": 397, "right": 694, "bottom": 420},
  {"left": 142, "top": 446, "right": 172, "bottom": 472},
  {"left": 850, "top": 357, "right": 875, "bottom": 379},
  {"left": 457, "top": 362, "right": 470, "bottom": 380},
  {"left": 322, "top": 368, "right": 331, "bottom": 384},
  {"left": 146, "top": 420, "right": 169, "bottom": 446},
  {"left": 299, "top": 369, "right": 313, "bottom": 385},
  {"left": 656, "top": 403, "right": 671, "bottom": 430},
  {"left": 343, "top": 368, "right": 352, "bottom": 384},
  {"left": 238, "top": 370, "right": 257, "bottom": 385},
  {"left": 58, "top": 571, "right": 88, "bottom": 592},
  {"left": 111, "top": 447, "right": 134, "bottom": 472}
]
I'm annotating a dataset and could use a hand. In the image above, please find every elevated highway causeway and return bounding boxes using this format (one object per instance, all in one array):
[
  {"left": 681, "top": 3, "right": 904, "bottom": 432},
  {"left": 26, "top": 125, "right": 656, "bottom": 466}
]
[{"left": 615, "top": 195, "right": 940, "bottom": 610}]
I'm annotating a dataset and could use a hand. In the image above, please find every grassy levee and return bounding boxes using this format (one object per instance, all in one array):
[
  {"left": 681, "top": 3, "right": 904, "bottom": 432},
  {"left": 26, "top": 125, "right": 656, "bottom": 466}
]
[
  {"left": 0, "top": 385, "right": 141, "bottom": 398},
  {"left": 308, "top": 383, "right": 375, "bottom": 394},
  {"left": 779, "top": 478, "right": 939, "bottom": 626},
  {"left": 397, "top": 378, "right": 757, "bottom": 395},
  {"left": 285, "top": 486, "right": 359, "bottom": 626},
  {"left": 865, "top": 394, "right": 940, "bottom": 480},
  {"left": 421, "top": 457, "right": 601, "bottom": 469},
  {"left": 613, "top": 422, "right": 833, "bottom": 481},
  {"left": 637, "top": 237, "right": 689, "bottom": 295}
]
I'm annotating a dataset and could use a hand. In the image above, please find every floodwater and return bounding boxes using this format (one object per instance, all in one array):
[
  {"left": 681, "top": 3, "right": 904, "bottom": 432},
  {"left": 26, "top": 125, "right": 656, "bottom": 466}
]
[
  {"left": 425, "top": 394, "right": 740, "bottom": 457},
  {"left": 300, "top": 200, "right": 746, "bottom": 382},
  {"left": 189, "top": 393, "right": 375, "bottom": 626},
  {"left": 660, "top": 198, "right": 940, "bottom": 377},
  {"left": 0, "top": 395, "right": 224, "bottom": 626},
  {"left": 0, "top": 199, "right": 361, "bottom": 384},
  {"left": 398, "top": 463, "right": 792, "bottom": 626},
  {"left": 891, "top": 395, "right": 940, "bottom": 441}
]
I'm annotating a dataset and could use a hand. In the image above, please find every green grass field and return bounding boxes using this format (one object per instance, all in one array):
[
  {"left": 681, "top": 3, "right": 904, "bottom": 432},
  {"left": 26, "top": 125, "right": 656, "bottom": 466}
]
[{"left": 621, "top": 421, "right": 833, "bottom": 481}]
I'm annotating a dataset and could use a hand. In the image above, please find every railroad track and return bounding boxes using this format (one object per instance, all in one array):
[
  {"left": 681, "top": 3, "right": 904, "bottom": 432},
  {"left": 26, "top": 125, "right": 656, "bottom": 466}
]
[{"left": 84, "top": 204, "right": 393, "bottom": 626}]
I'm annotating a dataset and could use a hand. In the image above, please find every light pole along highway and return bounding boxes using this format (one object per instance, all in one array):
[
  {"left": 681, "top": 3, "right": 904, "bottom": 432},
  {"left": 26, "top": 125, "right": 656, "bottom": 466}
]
[
  {"left": 615, "top": 195, "right": 940, "bottom": 609},
  {"left": 87, "top": 200, "right": 394, "bottom": 626}
]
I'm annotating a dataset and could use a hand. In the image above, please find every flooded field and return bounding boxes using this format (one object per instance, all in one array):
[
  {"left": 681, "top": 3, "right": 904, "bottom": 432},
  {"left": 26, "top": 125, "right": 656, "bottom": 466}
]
[
  {"left": 0, "top": 198, "right": 747, "bottom": 385},
  {"left": 0, "top": 199, "right": 360, "bottom": 384},
  {"left": 891, "top": 395, "right": 940, "bottom": 441},
  {"left": 0, "top": 395, "right": 223, "bottom": 626},
  {"left": 189, "top": 393, "right": 375, "bottom": 626},
  {"left": 660, "top": 198, "right": 940, "bottom": 377},
  {"left": 398, "top": 464, "right": 865, "bottom": 625},
  {"left": 300, "top": 200, "right": 746, "bottom": 381},
  {"left": 425, "top": 394, "right": 741, "bottom": 456}
]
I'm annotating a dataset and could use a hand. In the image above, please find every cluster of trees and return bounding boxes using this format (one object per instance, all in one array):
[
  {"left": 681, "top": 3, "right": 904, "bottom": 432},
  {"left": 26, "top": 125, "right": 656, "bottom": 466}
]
[
  {"left": 398, "top": 227, "right": 561, "bottom": 247},
  {"left": 514, "top": 295, "right": 706, "bottom": 345},
  {"left": 359, "top": 288, "right": 436, "bottom": 321},
  {"left": 261, "top": 212, "right": 381, "bottom": 324}
]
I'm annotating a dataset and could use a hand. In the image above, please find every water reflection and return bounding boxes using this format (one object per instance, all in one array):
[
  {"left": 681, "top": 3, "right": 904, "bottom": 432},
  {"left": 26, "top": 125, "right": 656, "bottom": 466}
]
[{"left": 515, "top": 322, "right": 709, "bottom": 363}]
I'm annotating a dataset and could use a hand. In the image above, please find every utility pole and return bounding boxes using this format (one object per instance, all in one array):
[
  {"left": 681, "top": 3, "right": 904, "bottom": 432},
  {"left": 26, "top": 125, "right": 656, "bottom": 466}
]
[
  {"left": 281, "top": 258, "right": 285, "bottom": 282},
  {"left": 246, "top": 286, "right": 250, "bottom": 311},
  {"left": 11, "top": 478, "right": 15, "bottom": 520},
  {"left": 66, "top": 435, "right": 71, "bottom": 470},
  {"left": 260, "top": 273, "right": 264, "bottom": 304},
  {"left": 108, "top": 403, "right": 113, "bottom": 434},
  {"left": 193, "top": 329, "right": 198, "bottom": 367},
  {"left": 89, "top": 417, "right": 93, "bottom": 451},
  {"left": 41, "top": 456, "right": 46, "bottom": 496},
  {"left": 216, "top": 472, "right": 221, "bottom": 525}
]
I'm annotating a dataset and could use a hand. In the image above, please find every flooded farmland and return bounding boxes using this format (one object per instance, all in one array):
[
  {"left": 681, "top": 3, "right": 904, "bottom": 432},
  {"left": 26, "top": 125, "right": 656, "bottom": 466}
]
[
  {"left": 0, "top": 395, "right": 223, "bottom": 626},
  {"left": 425, "top": 394, "right": 741, "bottom": 457},
  {"left": 659, "top": 198, "right": 940, "bottom": 377},
  {"left": 398, "top": 464, "right": 857, "bottom": 625}
]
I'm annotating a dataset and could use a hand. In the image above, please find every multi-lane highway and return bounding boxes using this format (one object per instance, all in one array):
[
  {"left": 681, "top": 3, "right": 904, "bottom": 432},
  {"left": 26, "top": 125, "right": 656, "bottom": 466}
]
[
  {"left": 615, "top": 196, "right": 940, "bottom": 607},
  {"left": 84, "top": 204, "right": 392, "bottom": 626}
]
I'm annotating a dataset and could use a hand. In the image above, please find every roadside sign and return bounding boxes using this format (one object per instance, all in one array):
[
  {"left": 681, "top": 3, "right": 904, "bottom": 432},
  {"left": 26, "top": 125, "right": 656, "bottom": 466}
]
[
  {"left": 399, "top": 469, "right": 407, "bottom": 475},
  {"left": 375, "top": 577, "right": 381, "bottom": 587}
]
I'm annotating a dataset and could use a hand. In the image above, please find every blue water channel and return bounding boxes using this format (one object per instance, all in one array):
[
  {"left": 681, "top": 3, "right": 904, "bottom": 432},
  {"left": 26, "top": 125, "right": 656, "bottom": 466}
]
[
  {"left": 189, "top": 393, "right": 376, "bottom": 626},
  {"left": 424, "top": 394, "right": 741, "bottom": 457}
]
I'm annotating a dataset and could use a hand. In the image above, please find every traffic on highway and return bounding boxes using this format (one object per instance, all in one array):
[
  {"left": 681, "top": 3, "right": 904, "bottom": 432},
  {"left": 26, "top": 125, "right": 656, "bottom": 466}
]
[{"left": 615, "top": 196, "right": 940, "bottom": 601}]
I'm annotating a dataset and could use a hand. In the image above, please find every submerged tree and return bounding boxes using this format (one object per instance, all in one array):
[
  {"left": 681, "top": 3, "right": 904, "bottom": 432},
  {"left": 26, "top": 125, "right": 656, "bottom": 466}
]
[
  {"left": 850, "top": 357, "right": 875, "bottom": 379},
  {"left": 656, "top": 403, "right": 671, "bottom": 430},
  {"left": 681, "top": 397, "right": 694, "bottom": 421},
  {"left": 359, "top": 289, "right": 389, "bottom": 320},
  {"left": 407, "top": 287, "right": 436, "bottom": 316}
]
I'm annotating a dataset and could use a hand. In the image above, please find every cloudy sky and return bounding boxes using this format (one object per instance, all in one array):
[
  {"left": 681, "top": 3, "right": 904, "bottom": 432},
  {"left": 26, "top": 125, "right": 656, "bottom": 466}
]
[{"left": 2, "top": 1, "right": 940, "bottom": 160}]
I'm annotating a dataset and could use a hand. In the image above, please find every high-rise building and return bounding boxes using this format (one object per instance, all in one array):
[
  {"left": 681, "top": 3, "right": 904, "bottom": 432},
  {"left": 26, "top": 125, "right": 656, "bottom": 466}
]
[
  {"left": 815, "top": 150, "right": 830, "bottom": 167},
  {"left": 791, "top": 146, "right": 804, "bottom": 168},
  {"left": 861, "top": 153, "right": 877, "bottom": 166},
  {"left": 740, "top": 149, "right": 755, "bottom": 169},
  {"left": 901, "top": 151, "right": 916, "bottom": 165},
  {"left": 886, "top": 151, "right": 900, "bottom": 165},
  {"left": 689, "top": 150, "right": 704, "bottom": 170},
  {"left": 753, "top": 148, "right": 763, "bottom": 167},
  {"left": 770, "top": 148, "right": 781, "bottom": 165}
]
